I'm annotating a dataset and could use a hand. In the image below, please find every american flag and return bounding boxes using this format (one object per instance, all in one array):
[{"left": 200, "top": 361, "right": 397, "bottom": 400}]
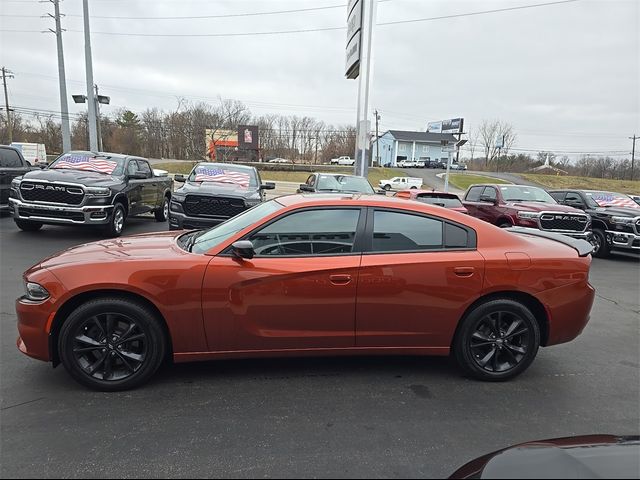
[
  {"left": 591, "top": 193, "right": 640, "bottom": 209},
  {"left": 53, "top": 155, "right": 118, "bottom": 174},
  {"left": 194, "top": 167, "right": 250, "bottom": 188}
]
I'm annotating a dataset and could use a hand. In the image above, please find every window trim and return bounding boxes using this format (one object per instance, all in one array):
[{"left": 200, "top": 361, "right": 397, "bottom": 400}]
[
  {"left": 362, "top": 207, "right": 477, "bottom": 255},
  {"left": 219, "top": 206, "right": 368, "bottom": 258}
]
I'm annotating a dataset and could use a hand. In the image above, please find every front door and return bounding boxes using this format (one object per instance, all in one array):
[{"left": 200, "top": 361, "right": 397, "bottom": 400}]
[
  {"left": 202, "top": 207, "right": 365, "bottom": 352},
  {"left": 356, "top": 209, "right": 485, "bottom": 348}
]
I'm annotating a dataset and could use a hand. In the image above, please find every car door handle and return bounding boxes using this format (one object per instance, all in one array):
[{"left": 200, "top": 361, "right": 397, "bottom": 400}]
[
  {"left": 454, "top": 267, "right": 475, "bottom": 277},
  {"left": 329, "top": 274, "right": 352, "bottom": 285}
]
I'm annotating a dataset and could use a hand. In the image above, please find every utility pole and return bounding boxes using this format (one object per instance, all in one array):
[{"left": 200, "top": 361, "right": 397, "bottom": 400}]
[
  {"left": 82, "top": 0, "right": 98, "bottom": 151},
  {"left": 2, "top": 67, "right": 13, "bottom": 143},
  {"left": 47, "top": 0, "right": 71, "bottom": 153},
  {"left": 94, "top": 84, "right": 103, "bottom": 151},
  {"left": 374, "top": 109, "right": 380, "bottom": 166},
  {"left": 630, "top": 135, "right": 637, "bottom": 181}
]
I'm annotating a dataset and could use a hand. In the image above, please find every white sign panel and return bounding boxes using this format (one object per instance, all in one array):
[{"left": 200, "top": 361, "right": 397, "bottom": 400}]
[
  {"left": 427, "top": 121, "right": 442, "bottom": 133},
  {"left": 345, "top": 32, "right": 361, "bottom": 79},
  {"left": 345, "top": 0, "right": 363, "bottom": 79},
  {"left": 346, "top": 0, "right": 362, "bottom": 43}
]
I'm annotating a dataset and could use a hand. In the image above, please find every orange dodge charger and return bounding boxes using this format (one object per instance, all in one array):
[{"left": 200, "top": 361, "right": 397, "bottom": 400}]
[{"left": 16, "top": 194, "right": 595, "bottom": 391}]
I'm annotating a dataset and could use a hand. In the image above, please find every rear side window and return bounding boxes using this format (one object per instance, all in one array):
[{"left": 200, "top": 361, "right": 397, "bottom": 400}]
[
  {"left": 549, "top": 191, "right": 565, "bottom": 202},
  {"left": 0, "top": 148, "right": 24, "bottom": 168},
  {"left": 372, "top": 211, "right": 443, "bottom": 251},
  {"left": 445, "top": 223, "right": 468, "bottom": 248},
  {"left": 482, "top": 187, "right": 497, "bottom": 201},
  {"left": 136, "top": 160, "right": 152, "bottom": 177},
  {"left": 466, "top": 186, "right": 484, "bottom": 201}
]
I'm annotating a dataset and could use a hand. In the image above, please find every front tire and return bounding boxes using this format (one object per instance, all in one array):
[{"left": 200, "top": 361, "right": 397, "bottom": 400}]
[
  {"left": 58, "top": 297, "right": 166, "bottom": 391},
  {"left": 155, "top": 196, "right": 170, "bottom": 222},
  {"left": 104, "top": 203, "right": 126, "bottom": 237},
  {"left": 591, "top": 229, "right": 610, "bottom": 258},
  {"left": 383, "top": 184, "right": 391, "bottom": 191},
  {"left": 14, "top": 219, "right": 43, "bottom": 231},
  {"left": 454, "top": 299, "right": 540, "bottom": 381}
]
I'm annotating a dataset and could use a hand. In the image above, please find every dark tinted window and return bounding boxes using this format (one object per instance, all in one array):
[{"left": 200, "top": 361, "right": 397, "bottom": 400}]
[
  {"left": 549, "top": 191, "right": 565, "bottom": 202},
  {"left": 136, "top": 160, "right": 152, "bottom": 177},
  {"left": 250, "top": 209, "right": 361, "bottom": 256},
  {"left": 127, "top": 160, "right": 138, "bottom": 176},
  {"left": 565, "top": 192, "right": 583, "bottom": 204},
  {"left": 0, "top": 148, "right": 24, "bottom": 168},
  {"left": 466, "top": 186, "right": 484, "bottom": 201},
  {"left": 372, "top": 211, "right": 443, "bottom": 252},
  {"left": 416, "top": 194, "right": 463, "bottom": 208},
  {"left": 445, "top": 223, "right": 469, "bottom": 248},
  {"left": 482, "top": 187, "right": 497, "bottom": 201}
]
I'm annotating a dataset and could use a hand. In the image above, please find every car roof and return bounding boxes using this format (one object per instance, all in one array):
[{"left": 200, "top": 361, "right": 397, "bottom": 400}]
[
  {"left": 196, "top": 162, "right": 254, "bottom": 171},
  {"left": 315, "top": 172, "right": 366, "bottom": 178}
]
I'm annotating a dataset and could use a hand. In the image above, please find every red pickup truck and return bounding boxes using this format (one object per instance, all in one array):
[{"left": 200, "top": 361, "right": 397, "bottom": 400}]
[{"left": 462, "top": 184, "right": 592, "bottom": 240}]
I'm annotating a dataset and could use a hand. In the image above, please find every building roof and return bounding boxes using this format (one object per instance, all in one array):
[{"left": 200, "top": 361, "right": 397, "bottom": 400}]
[{"left": 386, "top": 130, "right": 458, "bottom": 143}]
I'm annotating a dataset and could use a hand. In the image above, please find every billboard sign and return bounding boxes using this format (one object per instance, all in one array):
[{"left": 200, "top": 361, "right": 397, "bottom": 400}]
[
  {"left": 238, "top": 125, "right": 259, "bottom": 150},
  {"left": 345, "top": 0, "right": 363, "bottom": 79},
  {"left": 427, "top": 118, "right": 464, "bottom": 134},
  {"left": 426, "top": 121, "right": 442, "bottom": 133}
]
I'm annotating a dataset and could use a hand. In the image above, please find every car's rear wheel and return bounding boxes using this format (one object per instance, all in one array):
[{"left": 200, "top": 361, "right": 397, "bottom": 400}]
[
  {"left": 14, "top": 219, "right": 43, "bottom": 231},
  {"left": 155, "top": 195, "right": 170, "bottom": 222},
  {"left": 454, "top": 299, "right": 540, "bottom": 381},
  {"left": 591, "top": 229, "right": 610, "bottom": 258},
  {"left": 58, "top": 297, "right": 166, "bottom": 391}
]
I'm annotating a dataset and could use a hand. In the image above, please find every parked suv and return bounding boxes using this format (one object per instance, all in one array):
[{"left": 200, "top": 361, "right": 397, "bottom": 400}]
[
  {"left": 297, "top": 173, "right": 375, "bottom": 194},
  {"left": 549, "top": 189, "right": 640, "bottom": 257},
  {"left": 462, "top": 184, "right": 592, "bottom": 240},
  {"left": 169, "top": 162, "right": 275, "bottom": 230},
  {"left": 9, "top": 151, "right": 173, "bottom": 236},
  {"left": 1, "top": 145, "right": 32, "bottom": 213}
]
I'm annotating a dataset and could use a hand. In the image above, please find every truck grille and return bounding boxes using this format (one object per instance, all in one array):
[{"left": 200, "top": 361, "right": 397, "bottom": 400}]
[
  {"left": 20, "top": 182, "right": 85, "bottom": 205},
  {"left": 539, "top": 213, "right": 588, "bottom": 232},
  {"left": 19, "top": 207, "right": 84, "bottom": 222},
  {"left": 184, "top": 195, "right": 246, "bottom": 218}
]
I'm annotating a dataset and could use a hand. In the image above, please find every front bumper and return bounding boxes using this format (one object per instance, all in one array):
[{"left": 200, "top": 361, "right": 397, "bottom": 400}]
[
  {"left": 9, "top": 198, "right": 113, "bottom": 225},
  {"left": 168, "top": 210, "right": 229, "bottom": 230},
  {"left": 606, "top": 230, "right": 640, "bottom": 252}
]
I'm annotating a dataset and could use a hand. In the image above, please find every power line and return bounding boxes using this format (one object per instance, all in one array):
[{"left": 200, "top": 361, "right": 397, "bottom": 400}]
[{"left": 0, "top": 0, "right": 581, "bottom": 37}]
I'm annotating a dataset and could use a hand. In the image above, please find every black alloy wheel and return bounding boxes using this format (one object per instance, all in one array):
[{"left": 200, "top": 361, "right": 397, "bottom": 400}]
[
  {"left": 591, "top": 229, "right": 610, "bottom": 258},
  {"left": 155, "top": 196, "right": 170, "bottom": 222},
  {"left": 454, "top": 299, "right": 540, "bottom": 381},
  {"left": 59, "top": 297, "right": 166, "bottom": 391}
]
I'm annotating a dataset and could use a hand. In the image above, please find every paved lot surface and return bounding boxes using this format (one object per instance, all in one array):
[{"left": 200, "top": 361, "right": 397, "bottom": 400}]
[{"left": 1, "top": 214, "right": 638, "bottom": 478}]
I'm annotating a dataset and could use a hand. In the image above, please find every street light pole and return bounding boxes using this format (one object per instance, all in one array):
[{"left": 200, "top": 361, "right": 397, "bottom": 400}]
[
  {"left": 630, "top": 135, "right": 637, "bottom": 181},
  {"left": 94, "top": 84, "right": 103, "bottom": 151},
  {"left": 82, "top": 0, "right": 98, "bottom": 151},
  {"left": 50, "top": 0, "right": 71, "bottom": 153}
]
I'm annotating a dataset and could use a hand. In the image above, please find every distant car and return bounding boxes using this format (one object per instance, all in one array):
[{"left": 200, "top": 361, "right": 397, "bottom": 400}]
[
  {"left": 1, "top": 145, "right": 32, "bottom": 213},
  {"left": 378, "top": 176, "right": 423, "bottom": 191},
  {"left": 449, "top": 163, "right": 467, "bottom": 171},
  {"left": 268, "top": 158, "right": 292, "bottom": 164},
  {"left": 297, "top": 173, "right": 375, "bottom": 194},
  {"left": 425, "top": 159, "right": 446, "bottom": 169},
  {"left": 450, "top": 435, "right": 640, "bottom": 479},
  {"left": 395, "top": 189, "right": 468, "bottom": 214},
  {"left": 330, "top": 156, "right": 355, "bottom": 166},
  {"left": 397, "top": 160, "right": 417, "bottom": 168}
]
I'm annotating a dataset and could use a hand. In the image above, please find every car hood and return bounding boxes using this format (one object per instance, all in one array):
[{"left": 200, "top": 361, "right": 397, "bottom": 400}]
[
  {"left": 21, "top": 168, "right": 121, "bottom": 187},
  {"left": 592, "top": 206, "right": 640, "bottom": 217},
  {"left": 507, "top": 202, "right": 583, "bottom": 213},
  {"left": 34, "top": 231, "right": 184, "bottom": 270},
  {"left": 177, "top": 181, "right": 258, "bottom": 198}
]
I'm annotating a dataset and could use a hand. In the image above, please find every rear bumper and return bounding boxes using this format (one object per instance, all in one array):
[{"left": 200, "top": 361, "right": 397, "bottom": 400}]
[
  {"left": 9, "top": 198, "right": 113, "bottom": 225},
  {"left": 541, "top": 282, "right": 596, "bottom": 346}
]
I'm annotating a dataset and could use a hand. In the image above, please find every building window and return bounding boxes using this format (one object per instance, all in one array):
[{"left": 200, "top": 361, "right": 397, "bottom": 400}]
[
  {"left": 399, "top": 144, "right": 406, "bottom": 152},
  {"left": 422, "top": 145, "right": 429, "bottom": 153}
]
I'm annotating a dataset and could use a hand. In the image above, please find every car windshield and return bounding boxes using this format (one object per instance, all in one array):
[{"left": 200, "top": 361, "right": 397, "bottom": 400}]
[
  {"left": 188, "top": 163, "right": 258, "bottom": 189},
  {"left": 316, "top": 175, "right": 374, "bottom": 194},
  {"left": 500, "top": 185, "right": 556, "bottom": 203},
  {"left": 585, "top": 191, "right": 640, "bottom": 209},
  {"left": 49, "top": 153, "right": 125, "bottom": 175},
  {"left": 416, "top": 194, "right": 463, "bottom": 208},
  {"left": 188, "top": 200, "right": 283, "bottom": 254}
]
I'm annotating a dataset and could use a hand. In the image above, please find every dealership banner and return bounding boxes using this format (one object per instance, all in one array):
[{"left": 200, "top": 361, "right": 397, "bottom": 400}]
[
  {"left": 427, "top": 118, "right": 464, "bottom": 134},
  {"left": 238, "top": 125, "right": 259, "bottom": 150}
]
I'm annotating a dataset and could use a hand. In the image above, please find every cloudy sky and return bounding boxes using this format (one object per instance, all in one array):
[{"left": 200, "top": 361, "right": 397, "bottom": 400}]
[{"left": 1, "top": 0, "right": 638, "bottom": 157}]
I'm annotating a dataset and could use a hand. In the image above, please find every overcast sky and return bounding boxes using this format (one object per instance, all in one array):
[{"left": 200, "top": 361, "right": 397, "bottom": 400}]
[{"left": 1, "top": 0, "right": 638, "bottom": 157}]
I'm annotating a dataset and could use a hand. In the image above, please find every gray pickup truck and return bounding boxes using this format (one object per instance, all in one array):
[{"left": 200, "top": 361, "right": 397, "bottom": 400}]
[{"left": 9, "top": 151, "right": 173, "bottom": 236}]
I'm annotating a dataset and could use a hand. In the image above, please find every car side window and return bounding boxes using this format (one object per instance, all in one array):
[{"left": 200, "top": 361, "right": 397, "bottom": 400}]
[
  {"left": 372, "top": 210, "right": 443, "bottom": 252},
  {"left": 249, "top": 209, "right": 361, "bottom": 256},
  {"left": 127, "top": 160, "right": 138, "bottom": 176},
  {"left": 565, "top": 192, "right": 583, "bottom": 204},
  {"left": 305, "top": 175, "right": 315, "bottom": 187},
  {"left": 466, "top": 186, "right": 484, "bottom": 201},
  {"left": 482, "top": 187, "right": 497, "bottom": 201},
  {"left": 549, "top": 191, "right": 566, "bottom": 202},
  {"left": 136, "top": 160, "right": 152, "bottom": 177},
  {"left": 0, "top": 148, "right": 24, "bottom": 168}
]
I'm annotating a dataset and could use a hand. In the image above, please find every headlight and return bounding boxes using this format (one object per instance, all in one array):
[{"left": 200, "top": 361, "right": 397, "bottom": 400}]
[
  {"left": 24, "top": 282, "right": 50, "bottom": 301},
  {"left": 171, "top": 194, "right": 186, "bottom": 203},
  {"left": 611, "top": 216, "right": 634, "bottom": 225},
  {"left": 245, "top": 197, "right": 262, "bottom": 207},
  {"left": 86, "top": 187, "right": 110, "bottom": 197},
  {"left": 517, "top": 211, "right": 540, "bottom": 220},
  {"left": 11, "top": 178, "right": 21, "bottom": 189}
]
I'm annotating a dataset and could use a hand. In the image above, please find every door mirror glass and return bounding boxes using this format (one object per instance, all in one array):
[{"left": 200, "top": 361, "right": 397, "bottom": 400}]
[
  {"left": 299, "top": 184, "right": 313, "bottom": 192},
  {"left": 129, "top": 172, "right": 147, "bottom": 180},
  {"left": 174, "top": 174, "right": 186, "bottom": 183},
  {"left": 261, "top": 182, "right": 276, "bottom": 190},
  {"left": 231, "top": 240, "right": 255, "bottom": 260}
]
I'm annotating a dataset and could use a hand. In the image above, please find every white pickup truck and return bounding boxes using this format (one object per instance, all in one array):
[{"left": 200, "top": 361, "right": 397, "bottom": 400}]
[
  {"left": 330, "top": 156, "right": 355, "bottom": 166},
  {"left": 379, "top": 177, "right": 423, "bottom": 191}
]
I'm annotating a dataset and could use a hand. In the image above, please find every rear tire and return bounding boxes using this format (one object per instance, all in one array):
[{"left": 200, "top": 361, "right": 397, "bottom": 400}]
[
  {"left": 155, "top": 196, "right": 170, "bottom": 222},
  {"left": 384, "top": 184, "right": 391, "bottom": 191},
  {"left": 15, "top": 219, "right": 43, "bottom": 231},
  {"left": 591, "top": 229, "right": 610, "bottom": 258},
  {"left": 454, "top": 299, "right": 540, "bottom": 381},
  {"left": 58, "top": 297, "right": 166, "bottom": 391},
  {"left": 104, "top": 203, "right": 126, "bottom": 237}
]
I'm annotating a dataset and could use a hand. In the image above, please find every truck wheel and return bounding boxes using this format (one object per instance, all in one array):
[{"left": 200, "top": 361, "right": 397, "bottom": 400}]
[
  {"left": 104, "top": 204, "right": 126, "bottom": 237},
  {"left": 498, "top": 221, "right": 512, "bottom": 228},
  {"left": 15, "top": 219, "right": 43, "bottom": 231},
  {"left": 591, "top": 229, "right": 610, "bottom": 258},
  {"left": 155, "top": 196, "right": 169, "bottom": 222},
  {"left": 410, "top": 186, "right": 417, "bottom": 189},
  {"left": 384, "top": 184, "right": 391, "bottom": 191}
]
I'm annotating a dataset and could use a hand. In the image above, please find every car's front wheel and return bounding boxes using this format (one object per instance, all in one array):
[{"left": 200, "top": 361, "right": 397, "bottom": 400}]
[
  {"left": 454, "top": 299, "right": 540, "bottom": 381},
  {"left": 591, "top": 229, "right": 610, "bottom": 258},
  {"left": 58, "top": 297, "right": 167, "bottom": 391},
  {"left": 104, "top": 203, "right": 126, "bottom": 237},
  {"left": 155, "top": 196, "right": 170, "bottom": 222},
  {"left": 383, "top": 184, "right": 391, "bottom": 191}
]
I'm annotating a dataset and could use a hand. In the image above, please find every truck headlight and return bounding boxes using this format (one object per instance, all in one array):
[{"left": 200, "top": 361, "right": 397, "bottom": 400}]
[
  {"left": 517, "top": 211, "right": 540, "bottom": 220},
  {"left": 611, "top": 216, "right": 634, "bottom": 225},
  {"left": 24, "top": 282, "right": 50, "bottom": 301},
  {"left": 11, "top": 178, "right": 21, "bottom": 189},
  {"left": 86, "top": 187, "right": 110, "bottom": 197}
]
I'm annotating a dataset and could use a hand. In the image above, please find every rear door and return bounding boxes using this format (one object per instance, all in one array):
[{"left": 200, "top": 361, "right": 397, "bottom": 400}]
[
  {"left": 125, "top": 159, "right": 145, "bottom": 215},
  {"left": 356, "top": 208, "right": 484, "bottom": 348},
  {"left": 0, "top": 147, "right": 30, "bottom": 207},
  {"left": 135, "top": 159, "right": 159, "bottom": 211}
]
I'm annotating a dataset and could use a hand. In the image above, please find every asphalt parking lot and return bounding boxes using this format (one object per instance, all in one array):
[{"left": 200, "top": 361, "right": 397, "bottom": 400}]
[{"left": 1, "top": 215, "right": 638, "bottom": 479}]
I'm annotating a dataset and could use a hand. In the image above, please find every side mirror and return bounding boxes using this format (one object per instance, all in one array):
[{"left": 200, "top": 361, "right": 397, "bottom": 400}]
[
  {"left": 231, "top": 240, "right": 255, "bottom": 260},
  {"left": 39, "top": 163, "right": 48, "bottom": 170},
  {"left": 298, "top": 184, "right": 313, "bottom": 192},
  {"left": 261, "top": 182, "right": 276, "bottom": 190},
  {"left": 479, "top": 195, "right": 498, "bottom": 205},
  {"left": 174, "top": 174, "right": 186, "bottom": 183}
]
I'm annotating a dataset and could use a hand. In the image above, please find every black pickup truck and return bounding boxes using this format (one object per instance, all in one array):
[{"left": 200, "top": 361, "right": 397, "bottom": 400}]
[
  {"left": 169, "top": 162, "right": 274, "bottom": 230},
  {"left": 8, "top": 151, "right": 173, "bottom": 236},
  {"left": 549, "top": 189, "right": 640, "bottom": 257},
  {"left": 1, "top": 145, "right": 32, "bottom": 213}
]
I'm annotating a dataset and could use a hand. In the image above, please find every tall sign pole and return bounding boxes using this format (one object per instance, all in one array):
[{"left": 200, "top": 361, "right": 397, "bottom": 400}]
[
  {"left": 50, "top": 0, "right": 71, "bottom": 153},
  {"left": 83, "top": 0, "right": 98, "bottom": 151},
  {"left": 630, "top": 134, "right": 637, "bottom": 181}
]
